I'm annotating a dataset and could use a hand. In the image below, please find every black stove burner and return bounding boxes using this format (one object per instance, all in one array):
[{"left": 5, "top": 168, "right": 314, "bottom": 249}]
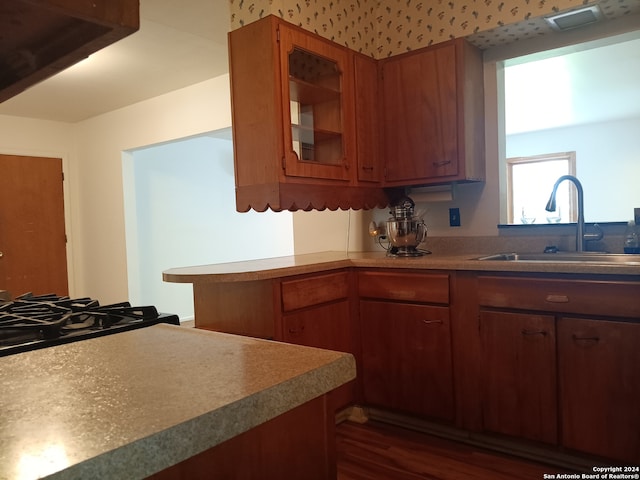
[{"left": 0, "top": 293, "right": 180, "bottom": 357}]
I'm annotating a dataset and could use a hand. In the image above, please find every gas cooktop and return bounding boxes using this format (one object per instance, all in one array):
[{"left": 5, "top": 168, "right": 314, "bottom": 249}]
[{"left": 0, "top": 292, "right": 180, "bottom": 357}]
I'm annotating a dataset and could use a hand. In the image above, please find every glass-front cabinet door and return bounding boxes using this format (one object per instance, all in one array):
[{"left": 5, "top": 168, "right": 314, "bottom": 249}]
[{"left": 279, "top": 24, "right": 353, "bottom": 181}]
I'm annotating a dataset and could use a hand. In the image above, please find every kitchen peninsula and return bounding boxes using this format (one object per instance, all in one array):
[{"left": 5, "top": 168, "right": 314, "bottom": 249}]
[
  {"left": 164, "top": 250, "right": 640, "bottom": 467},
  {"left": 0, "top": 324, "right": 355, "bottom": 479}
]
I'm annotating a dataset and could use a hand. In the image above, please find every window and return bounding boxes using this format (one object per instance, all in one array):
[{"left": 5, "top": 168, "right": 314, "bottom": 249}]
[
  {"left": 488, "top": 28, "right": 640, "bottom": 224},
  {"left": 507, "top": 152, "right": 576, "bottom": 224}
]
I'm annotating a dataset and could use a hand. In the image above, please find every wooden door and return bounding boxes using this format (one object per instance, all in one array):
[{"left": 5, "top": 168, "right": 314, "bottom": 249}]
[
  {"left": 558, "top": 317, "right": 640, "bottom": 463},
  {"left": 360, "top": 300, "right": 454, "bottom": 421},
  {"left": 479, "top": 310, "right": 557, "bottom": 445},
  {"left": 0, "top": 154, "right": 68, "bottom": 298},
  {"left": 381, "top": 41, "right": 458, "bottom": 184}
]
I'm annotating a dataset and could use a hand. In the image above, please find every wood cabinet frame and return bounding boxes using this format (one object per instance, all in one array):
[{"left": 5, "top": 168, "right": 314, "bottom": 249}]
[
  {"left": 379, "top": 38, "right": 485, "bottom": 187},
  {"left": 1, "top": 0, "right": 139, "bottom": 102},
  {"left": 228, "top": 17, "right": 485, "bottom": 211},
  {"left": 188, "top": 266, "right": 640, "bottom": 465},
  {"left": 228, "top": 16, "right": 390, "bottom": 212}
]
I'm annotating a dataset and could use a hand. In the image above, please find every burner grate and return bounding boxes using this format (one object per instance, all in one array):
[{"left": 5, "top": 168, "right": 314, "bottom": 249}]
[{"left": 0, "top": 292, "right": 178, "bottom": 356}]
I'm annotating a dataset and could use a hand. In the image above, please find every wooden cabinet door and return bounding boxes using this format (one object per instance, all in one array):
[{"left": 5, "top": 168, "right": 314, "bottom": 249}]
[
  {"left": 381, "top": 41, "right": 458, "bottom": 184},
  {"left": 283, "top": 300, "right": 352, "bottom": 351},
  {"left": 360, "top": 300, "right": 454, "bottom": 421},
  {"left": 558, "top": 317, "right": 640, "bottom": 463},
  {"left": 283, "top": 300, "right": 356, "bottom": 410},
  {"left": 479, "top": 311, "right": 557, "bottom": 445},
  {"left": 278, "top": 23, "right": 353, "bottom": 181},
  {"left": 354, "top": 52, "right": 382, "bottom": 183}
]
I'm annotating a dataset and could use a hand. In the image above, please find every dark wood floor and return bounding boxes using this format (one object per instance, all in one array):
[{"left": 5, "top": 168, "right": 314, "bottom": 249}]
[{"left": 336, "top": 421, "right": 571, "bottom": 480}]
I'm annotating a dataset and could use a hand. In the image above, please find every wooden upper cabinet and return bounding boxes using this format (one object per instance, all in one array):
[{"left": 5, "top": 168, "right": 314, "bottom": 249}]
[
  {"left": 0, "top": 0, "right": 139, "bottom": 102},
  {"left": 353, "top": 53, "right": 382, "bottom": 184},
  {"left": 380, "top": 38, "right": 485, "bottom": 186},
  {"left": 278, "top": 25, "right": 352, "bottom": 181},
  {"left": 229, "top": 16, "right": 389, "bottom": 212}
]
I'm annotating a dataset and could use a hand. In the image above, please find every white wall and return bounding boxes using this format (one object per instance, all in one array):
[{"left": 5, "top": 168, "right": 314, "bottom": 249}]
[
  {"left": 0, "top": 74, "right": 338, "bottom": 305},
  {"left": 65, "top": 75, "right": 234, "bottom": 303},
  {"left": 292, "top": 209, "right": 370, "bottom": 254},
  {"left": 124, "top": 135, "right": 294, "bottom": 319}
]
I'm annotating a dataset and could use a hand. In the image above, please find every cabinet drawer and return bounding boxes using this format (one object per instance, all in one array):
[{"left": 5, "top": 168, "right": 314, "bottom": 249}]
[
  {"left": 478, "top": 276, "right": 640, "bottom": 319},
  {"left": 358, "top": 271, "right": 449, "bottom": 304},
  {"left": 281, "top": 271, "right": 350, "bottom": 312}
]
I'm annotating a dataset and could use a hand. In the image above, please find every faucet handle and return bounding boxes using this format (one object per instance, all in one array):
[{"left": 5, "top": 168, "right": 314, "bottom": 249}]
[{"left": 584, "top": 223, "right": 604, "bottom": 242}]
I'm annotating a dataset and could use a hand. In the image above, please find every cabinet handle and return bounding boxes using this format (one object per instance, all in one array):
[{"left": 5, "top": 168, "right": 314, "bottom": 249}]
[
  {"left": 432, "top": 160, "right": 451, "bottom": 167},
  {"left": 361, "top": 165, "right": 374, "bottom": 172},
  {"left": 521, "top": 329, "right": 547, "bottom": 336},
  {"left": 572, "top": 334, "right": 599, "bottom": 344},
  {"left": 545, "top": 294, "right": 569, "bottom": 303},
  {"left": 422, "top": 319, "right": 443, "bottom": 325}
]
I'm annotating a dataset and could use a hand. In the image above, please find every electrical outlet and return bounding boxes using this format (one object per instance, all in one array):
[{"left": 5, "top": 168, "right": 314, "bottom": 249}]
[{"left": 449, "top": 208, "right": 461, "bottom": 227}]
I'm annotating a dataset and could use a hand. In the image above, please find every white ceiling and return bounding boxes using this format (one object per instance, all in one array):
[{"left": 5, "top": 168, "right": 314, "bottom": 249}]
[
  {"left": 0, "top": 1, "right": 638, "bottom": 128},
  {"left": 0, "top": 0, "right": 230, "bottom": 123}
]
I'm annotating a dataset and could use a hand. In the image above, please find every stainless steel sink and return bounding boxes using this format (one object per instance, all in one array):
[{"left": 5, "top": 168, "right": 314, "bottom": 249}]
[{"left": 476, "top": 252, "right": 640, "bottom": 265}]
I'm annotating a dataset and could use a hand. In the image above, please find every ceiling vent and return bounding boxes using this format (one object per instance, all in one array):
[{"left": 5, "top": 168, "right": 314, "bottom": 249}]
[{"left": 545, "top": 5, "right": 604, "bottom": 31}]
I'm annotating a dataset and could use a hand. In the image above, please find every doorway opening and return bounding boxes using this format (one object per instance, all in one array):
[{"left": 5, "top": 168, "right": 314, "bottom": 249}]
[{"left": 122, "top": 129, "right": 294, "bottom": 321}]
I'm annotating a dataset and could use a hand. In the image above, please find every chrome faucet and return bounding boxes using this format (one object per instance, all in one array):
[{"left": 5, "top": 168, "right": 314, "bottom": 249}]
[{"left": 545, "top": 175, "right": 602, "bottom": 252}]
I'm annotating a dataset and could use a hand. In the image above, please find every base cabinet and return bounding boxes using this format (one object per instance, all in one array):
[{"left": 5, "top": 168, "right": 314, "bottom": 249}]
[
  {"left": 279, "top": 270, "right": 359, "bottom": 411},
  {"left": 192, "top": 270, "right": 359, "bottom": 412},
  {"left": 360, "top": 300, "right": 454, "bottom": 421},
  {"left": 149, "top": 395, "right": 335, "bottom": 480},
  {"left": 476, "top": 274, "right": 640, "bottom": 464},
  {"left": 558, "top": 317, "right": 640, "bottom": 462},
  {"left": 282, "top": 300, "right": 357, "bottom": 410},
  {"left": 187, "top": 265, "right": 640, "bottom": 466},
  {"left": 479, "top": 311, "right": 557, "bottom": 445},
  {"left": 358, "top": 270, "right": 454, "bottom": 422}
]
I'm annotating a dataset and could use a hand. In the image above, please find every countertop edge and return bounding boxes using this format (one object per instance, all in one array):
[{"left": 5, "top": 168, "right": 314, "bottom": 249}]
[
  {"left": 2, "top": 326, "right": 357, "bottom": 480},
  {"left": 62, "top": 352, "right": 356, "bottom": 480},
  {"left": 162, "top": 251, "right": 640, "bottom": 283}
]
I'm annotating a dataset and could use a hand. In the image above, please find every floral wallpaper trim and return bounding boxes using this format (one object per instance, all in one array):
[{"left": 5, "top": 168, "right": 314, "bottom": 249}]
[{"left": 229, "top": 0, "right": 640, "bottom": 57}]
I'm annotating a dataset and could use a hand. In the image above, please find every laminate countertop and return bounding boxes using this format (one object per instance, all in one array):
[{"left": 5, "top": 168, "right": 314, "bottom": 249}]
[
  {"left": 163, "top": 251, "right": 640, "bottom": 284},
  {"left": 0, "top": 324, "right": 356, "bottom": 480}
]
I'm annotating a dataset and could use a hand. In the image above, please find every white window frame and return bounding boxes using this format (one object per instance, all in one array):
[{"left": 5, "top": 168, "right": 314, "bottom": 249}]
[{"left": 506, "top": 151, "right": 577, "bottom": 224}]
